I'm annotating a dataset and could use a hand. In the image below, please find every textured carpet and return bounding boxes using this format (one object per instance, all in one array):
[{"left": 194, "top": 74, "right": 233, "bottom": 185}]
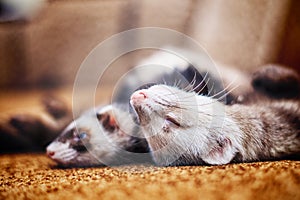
[{"left": 1, "top": 154, "right": 300, "bottom": 200}]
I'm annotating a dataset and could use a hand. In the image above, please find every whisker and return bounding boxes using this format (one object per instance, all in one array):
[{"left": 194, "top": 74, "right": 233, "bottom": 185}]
[
  {"left": 162, "top": 77, "right": 167, "bottom": 85},
  {"left": 183, "top": 83, "right": 194, "bottom": 93},
  {"left": 216, "top": 84, "right": 240, "bottom": 102},
  {"left": 159, "top": 80, "right": 211, "bottom": 102},
  {"left": 174, "top": 79, "right": 182, "bottom": 88},
  {"left": 183, "top": 74, "right": 210, "bottom": 94},
  {"left": 190, "top": 71, "right": 197, "bottom": 87},
  {"left": 205, "top": 76, "right": 240, "bottom": 103},
  {"left": 183, "top": 71, "right": 198, "bottom": 92},
  {"left": 210, "top": 84, "right": 231, "bottom": 99},
  {"left": 192, "top": 71, "right": 209, "bottom": 93},
  {"left": 196, "top": 78, "right": 210, "bottom": 95},
  {"left": 207, "top": 82, "right": 215, "bottom": 96},
  {"left": 170, "top": 102, "right": 223, "bottom": 117},
  {"left": 172, "top": 79, "right": 178, "bottom": 87}
]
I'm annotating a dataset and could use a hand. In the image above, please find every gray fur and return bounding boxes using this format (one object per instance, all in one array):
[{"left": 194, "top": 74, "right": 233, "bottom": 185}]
[
  {"left": 46, "top": 105, "right": 150, "bottom": 167},
  {"left": 130, "top": 84, "right": 300, "bottom": 166}
]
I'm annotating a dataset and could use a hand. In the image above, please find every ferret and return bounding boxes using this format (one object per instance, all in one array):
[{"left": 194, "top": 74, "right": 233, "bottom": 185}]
[
  {"left": 46, "top": 49, "right": 296, "bottom": 167},
  {"left": 47, "top": 49, "right": 246, "bottom": 167},
  {"left": 46, "top": 105, "right": 151, "bottom": 167},
  {"left": 130, "top": 84, "right": 300, "bottom": 166}
]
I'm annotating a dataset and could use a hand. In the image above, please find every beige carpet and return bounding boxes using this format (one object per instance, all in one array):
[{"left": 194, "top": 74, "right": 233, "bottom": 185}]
[
  {"left": 1, "top": 153, "right": 300, "bottom": 200},
  {"left": 0, "top": 89, "right": 300, "bottom": 200}
]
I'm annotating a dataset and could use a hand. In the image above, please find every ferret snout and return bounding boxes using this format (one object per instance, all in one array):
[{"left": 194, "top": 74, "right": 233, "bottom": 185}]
[
  {"left": 130, "top": 90, "right": 148, "bottom": 105},
  {"left": 47, "top": 150, "right": 55, "bottom": 157},
  {"left": 46, "top": 141, "right": 78, "bottom": 165},
  {"left": 46, "top": 145, "right": 56, "bottom": 157}
]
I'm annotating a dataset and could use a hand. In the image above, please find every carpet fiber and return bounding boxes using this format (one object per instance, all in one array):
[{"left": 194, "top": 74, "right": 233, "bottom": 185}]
[{"left": 1, "top": 154, "right": 300, "bottom": 200}]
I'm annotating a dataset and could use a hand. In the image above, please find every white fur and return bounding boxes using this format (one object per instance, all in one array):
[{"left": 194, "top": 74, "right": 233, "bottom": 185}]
[
  {"left": 47, "top": 105, "right": 139, "bottom": 166},
  {"left": 131, "top": 85, "right": 244, "bottom": 166},
  {"left": 46, "top": 141, "right": 78, "bottom": 164}
]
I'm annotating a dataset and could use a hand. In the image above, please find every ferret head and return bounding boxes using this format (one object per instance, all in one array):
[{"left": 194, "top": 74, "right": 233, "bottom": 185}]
[
  {"left": 130, "top": 85, "right": 199, "bottom": 127},
  {"left": 46, "top": 105, "right": 144, "bottom": 167},
  {"left": 130, "top": 84, "right": 239, "bottom": 166}
]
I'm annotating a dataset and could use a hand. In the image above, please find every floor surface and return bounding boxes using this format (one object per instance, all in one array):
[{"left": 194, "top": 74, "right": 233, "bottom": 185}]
[{"left": 1, "top": 154, "right": 300, "bottom": 200}]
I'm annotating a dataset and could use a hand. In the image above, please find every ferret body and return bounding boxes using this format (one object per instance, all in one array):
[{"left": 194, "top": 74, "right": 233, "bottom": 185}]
[
  {"left": 130, "top": 84, "right": 300, "bottom": 166},
  {"left": 46, "top": 48, "right": 299, "bottom": 167},
  {"left": 47, "top": 49, "right": 241, "bottom": 167}
]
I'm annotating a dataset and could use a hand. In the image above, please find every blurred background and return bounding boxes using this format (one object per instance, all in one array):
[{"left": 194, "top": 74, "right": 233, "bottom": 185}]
[
  {"left": 0, "top": 0, "right": 299, "bottom": 90},
  {"left": 0, "top": 0, "right": 299, "bottom": 152}
]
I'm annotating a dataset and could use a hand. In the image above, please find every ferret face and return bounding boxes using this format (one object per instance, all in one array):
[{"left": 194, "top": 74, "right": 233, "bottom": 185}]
[
  {"left": 130, "top": 85, "right": 210, "bottom": 165},
  {"left": 130, "top": 84, "right": 233, "bottom": 166},
  {"left": 46, "top": 105, "right": 134, "bottom": 167},
  {"left": 130, "top": 84, "right": 200, "bottom": 130}
]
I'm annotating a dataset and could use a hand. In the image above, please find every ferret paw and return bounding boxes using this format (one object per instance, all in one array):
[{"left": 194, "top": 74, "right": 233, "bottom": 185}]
[
  {"left": 0, "top": 94, "right": 72, "bottom": 152},
  {"left": 252, "top": 64, "right": 300, "bottom": 99}
]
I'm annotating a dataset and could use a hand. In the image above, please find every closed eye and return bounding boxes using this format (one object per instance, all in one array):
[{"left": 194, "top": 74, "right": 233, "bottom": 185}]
[{"left": 165, "top": 116, "right": 181, "bottom": 127}]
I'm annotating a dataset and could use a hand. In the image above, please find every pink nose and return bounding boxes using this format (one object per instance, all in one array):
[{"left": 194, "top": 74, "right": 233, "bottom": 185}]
[
  {"left": 137, "top": 91, "right": 147, "bottom": 99},
  {"left": 131, "top": 91, "right": 147, "bottom": 102},
  {"left": 47, "top": 151, "right": 55, "bottom": 157}
]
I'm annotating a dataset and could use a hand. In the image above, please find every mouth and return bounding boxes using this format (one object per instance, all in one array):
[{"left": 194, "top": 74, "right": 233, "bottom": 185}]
[
  {"left": 46, "top": 142, "right": 78, "bottom": 164},
  {"left": 129, "top": 102, "right": 141, "bottom": 123},
  {"left": 130, "top": 102, "right": 152, "bottom": 126},
  {"left": 130, "top": 91, "right": 152, "bottom": 125}
]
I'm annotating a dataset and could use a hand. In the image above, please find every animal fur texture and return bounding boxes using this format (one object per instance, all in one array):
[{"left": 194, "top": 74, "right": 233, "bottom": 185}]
[
  {"left": 46, "top": 105, "right": 150, "bottom": 167},
  {"left": 46, "top": 50, "right": 300, "bottom": 167},
  {"left": 130, "top": 84, "right": 300, "bottom": 166}
]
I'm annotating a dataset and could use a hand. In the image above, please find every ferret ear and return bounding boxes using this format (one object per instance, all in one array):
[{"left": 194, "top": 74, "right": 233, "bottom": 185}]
[
  {"left": 96, "top": 108, "right": 119, "bottom": 133},
  {"left": 202, "top": 137, "right": 236, "bottom": 165}
]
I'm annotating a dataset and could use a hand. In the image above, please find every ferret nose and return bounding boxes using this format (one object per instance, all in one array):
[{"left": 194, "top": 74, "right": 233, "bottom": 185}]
[
  {"left": 131, "top": 90, "right": 147, "bottom": 101},
  {"left": 138, "top": 91, "right": 147, "bottom": 99},
  {"left": 47, "top": 151, "right": 55, "bottom": 157}
]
